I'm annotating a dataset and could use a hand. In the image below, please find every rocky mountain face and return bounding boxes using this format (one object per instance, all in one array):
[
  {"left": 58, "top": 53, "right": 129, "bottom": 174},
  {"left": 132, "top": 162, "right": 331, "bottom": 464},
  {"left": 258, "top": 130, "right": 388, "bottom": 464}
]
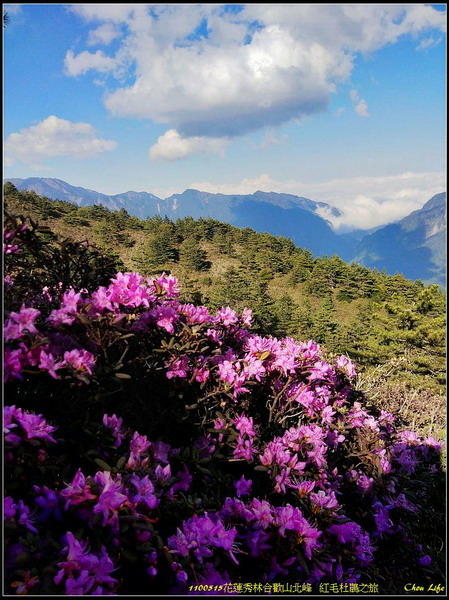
[
  {"left": 5, "top": 178, "right": 446, "bottom": 284},
  {"left": 162, "top": 189, "right": 355, "bottom": 259}
]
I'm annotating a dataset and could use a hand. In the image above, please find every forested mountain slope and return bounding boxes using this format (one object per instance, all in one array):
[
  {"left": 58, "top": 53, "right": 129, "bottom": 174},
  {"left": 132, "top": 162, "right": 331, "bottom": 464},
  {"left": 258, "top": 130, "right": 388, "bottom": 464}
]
[
  {"left": 6, "top": 178, "right": 446, "bottom": 283},
  {"left": 4, "top": 182, "right": 445, "bottom": 408}
]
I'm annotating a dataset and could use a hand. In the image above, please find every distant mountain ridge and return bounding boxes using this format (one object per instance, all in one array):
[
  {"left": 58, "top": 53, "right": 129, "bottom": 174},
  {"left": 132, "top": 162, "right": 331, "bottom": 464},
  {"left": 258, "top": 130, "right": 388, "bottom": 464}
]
[
  {"left": 6, "top": 177, "right": 355, "bottom": 260},
  {"left": 4, "top": 177, "right": 446, "bottom": 285},
  {"left": 354, "top": 192, "right": 446, "bottom": 287},
  {"left": 6, "top": 177, "right": 163, "bottom": 220}
]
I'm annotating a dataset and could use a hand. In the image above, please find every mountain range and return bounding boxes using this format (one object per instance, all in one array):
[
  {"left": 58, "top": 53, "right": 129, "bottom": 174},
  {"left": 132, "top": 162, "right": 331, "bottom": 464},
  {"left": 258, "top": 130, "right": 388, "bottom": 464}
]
[
  {"left": 353, "top": 192, "right": 446, "bottom": 287},
  {"left": 5, "top": 177, "right": 446, "bottom": 286}
]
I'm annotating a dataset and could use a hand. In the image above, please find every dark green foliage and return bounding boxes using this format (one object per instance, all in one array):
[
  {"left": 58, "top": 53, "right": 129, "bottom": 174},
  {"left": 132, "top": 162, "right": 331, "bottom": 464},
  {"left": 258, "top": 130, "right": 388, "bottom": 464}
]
[
  {"left": 134, "top": 225, "right": 179, "bottom": 273},
  {"left": 306, "top": 255, "right": 347, "bottom": 296},
  {"left": 311, "top": 296, "right": 339, "bottom": 344},
  {"left": 288, "top": 251, "right": 314, "bottom": 284},
  {"left": 180, "top": 238, "right": 210, "bottom": 271},
  {"left": 4, "top": 212, "right": 122, "bottom": 313},
  {"left": 94, "top": 220, "right": 135, "bottom": 249},
  {"left": 3, "top": 181, "right": 17, "bottom": 195},
  {"left": 344, "top": 289, "right": 446, "bottom": 391},
  {"left": 271, "top": 294, "right": 301, "bottom": 338},
  {"left": 111, "top": 208, "right": 144, "bottom": 231},
  {"left": 214, "top": 230, "right": 235, "bottom": 256},
  {"left": 62, "top": 213, "right": 91, "bottom": 227}
]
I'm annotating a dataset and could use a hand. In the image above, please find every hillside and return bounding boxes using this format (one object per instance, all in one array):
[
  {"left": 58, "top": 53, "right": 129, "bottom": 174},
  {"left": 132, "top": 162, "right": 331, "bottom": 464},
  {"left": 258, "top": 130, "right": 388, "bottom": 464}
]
[
  {"left": 4, "top": 182, "right": 446, "bottom": 409},
  {"left": 6, "top": 177, "right": 446, "bottom": 283}
]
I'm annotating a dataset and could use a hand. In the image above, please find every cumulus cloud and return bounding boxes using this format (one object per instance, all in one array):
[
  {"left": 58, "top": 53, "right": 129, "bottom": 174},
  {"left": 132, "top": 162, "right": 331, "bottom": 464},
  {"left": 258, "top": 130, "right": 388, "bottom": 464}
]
[
  {"left": 241, "top": 4, "right": 446, "bottom": 53},
  {"left": 66, "top": 4, "right": 445, "bottom": 157},
  {"left": 103, "top": 23, "right": 341, "bottom": 138},
  {"left": 188, "top": 171, "right": 446, "bottom": 230},
  {"left": 149, "top": 129, "right": 229, "bottom": 161},
  {"left": 5, "top": 115, "right": 117, "bottom": 166},
  {"left": 64, "top": 49, "right": 117, "bottom": 76},
  {"left": 87, "top": 24, "right": 122, "bottom": 46}
]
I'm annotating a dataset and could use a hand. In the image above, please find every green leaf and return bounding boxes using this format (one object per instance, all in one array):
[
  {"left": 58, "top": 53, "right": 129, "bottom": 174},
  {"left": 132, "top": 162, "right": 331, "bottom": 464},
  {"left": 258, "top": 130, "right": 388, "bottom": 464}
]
[
  {"left": 121, "top": 549, "right": 139, "bottom": 563},
  {"left": 86, "top": 449, "right": 101, "bottom": 457},
  {"left": 94, "top": 458, "right": 112, "bottom": 471},
  {"left": 116, "top": 456, "right": 126, "bottom": 469},
  {"left": 155, "top": 535, "right": 165, "bottom": 550},
  {"left": 196, "top": 466, "right": 212, "bottom": 475}
]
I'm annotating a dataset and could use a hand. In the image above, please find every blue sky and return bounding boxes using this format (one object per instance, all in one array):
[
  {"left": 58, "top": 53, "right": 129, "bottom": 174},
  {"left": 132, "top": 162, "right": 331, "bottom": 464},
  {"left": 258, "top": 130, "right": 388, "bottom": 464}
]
[{"left": 3, "top": 3, "right": 446, "bottom": 229}]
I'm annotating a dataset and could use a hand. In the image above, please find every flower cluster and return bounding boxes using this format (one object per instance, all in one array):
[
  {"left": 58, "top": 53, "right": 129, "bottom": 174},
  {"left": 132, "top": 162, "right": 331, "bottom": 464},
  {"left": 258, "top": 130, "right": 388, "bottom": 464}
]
[
  {"left": 55, "top": 532, "right": 118, "bottom": 595},
  {"left": 4, "top": 234, "right": 444, "bottom": 595},
  {"left": 4, "top": 405, "right": 57, "bottom": 446},
  {"left": 4, "top": 407, "right": 199, "bottom": 595},
  {"left": 3, "top": 222, "right": 27, "bottom": 255}
]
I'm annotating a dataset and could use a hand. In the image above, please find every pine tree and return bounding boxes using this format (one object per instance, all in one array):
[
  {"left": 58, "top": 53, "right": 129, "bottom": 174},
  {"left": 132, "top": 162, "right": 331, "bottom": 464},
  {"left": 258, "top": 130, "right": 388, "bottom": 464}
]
[
  {"left": 214, "top": 231, "right": 235, "bottom": 256},
  {"left": 272, "top": 294, "right": 301, "bottom": 338},
  {"left": 133, "top": 225, "right": 178, "bottom": 274},
  {"left": 288, "top": 252, "right": 314, "bottom": 285},
  {"left": 312, "top": 297, "right": 339, "bottom": 345},
  {"left": 180, "top": 238, "right": 210, "bottom": 271},
  {"left": 296, "top": 299, "right": 316, "bottom": 341}
]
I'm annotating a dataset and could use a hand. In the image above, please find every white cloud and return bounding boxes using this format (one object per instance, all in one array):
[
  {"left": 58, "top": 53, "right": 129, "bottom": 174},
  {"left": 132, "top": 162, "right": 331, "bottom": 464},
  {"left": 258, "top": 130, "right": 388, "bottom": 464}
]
[
  {"left": 350, "top": 89, "right": 369, "bottom": 117},
  {"left": 69, "top": 4, "right": 138, "bottom": 23},
  {"left": 355, "top": 99, "right": 369, "bottom": 117},
  {"left": 259, "top": 130, "right": 288, "bottom": 149},
  {"left": 5, "top": 115, "right": 117, "bottom": 166},
  {"left": 417, "top": 36, "right": 443, "bottom": 51},
  {"left": 103, "top": 23, "right": 345, "bottom": 137},
  {"left": 66, "top": 5, "right": 445, "bottom": 157},
  {"left": 64, "top": 49, "right": 117, "bottom": 77},
  {"left": 241, "top": 4, "right": 446, "bottom": 53},
  {"left": 188, "top": 171, "right": 446, "bottom": 230},
  {"left": 149, "top": 129, "right": 229, "bottom": 161},
  {"left": 87, "top": 24, "right": 122, "bottom": 46}
]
